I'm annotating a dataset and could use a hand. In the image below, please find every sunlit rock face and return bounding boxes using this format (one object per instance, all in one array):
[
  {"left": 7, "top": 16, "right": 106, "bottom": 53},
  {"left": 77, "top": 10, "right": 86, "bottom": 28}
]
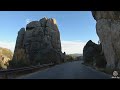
[
  {"left": 92, "top": 11, "right": 120, "bottom": 69},
  {"left": 11, "top": 17, "right": 64, "bottom": 68}
]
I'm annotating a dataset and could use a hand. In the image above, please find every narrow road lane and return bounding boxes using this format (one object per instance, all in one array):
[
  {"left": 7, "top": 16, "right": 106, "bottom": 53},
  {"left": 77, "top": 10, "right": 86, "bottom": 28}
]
[{"left": 18, "top": 61, "right": 112, "bottom": 79}]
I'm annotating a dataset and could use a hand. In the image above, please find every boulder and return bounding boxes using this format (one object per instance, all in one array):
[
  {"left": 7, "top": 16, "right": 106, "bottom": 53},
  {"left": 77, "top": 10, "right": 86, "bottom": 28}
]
[{"left": 83, "top": 40, "right": 106, "bottom": 68}]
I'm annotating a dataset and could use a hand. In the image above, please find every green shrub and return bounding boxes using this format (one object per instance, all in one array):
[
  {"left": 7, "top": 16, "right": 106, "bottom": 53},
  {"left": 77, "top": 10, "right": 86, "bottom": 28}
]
[{"left": 65, "top": 55, "right": 74, "bottom": 62}]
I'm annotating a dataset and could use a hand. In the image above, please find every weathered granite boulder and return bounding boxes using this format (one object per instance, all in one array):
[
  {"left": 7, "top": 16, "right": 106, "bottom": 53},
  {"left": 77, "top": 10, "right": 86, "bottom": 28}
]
[
  {"left": 83, "top": 40, "right": 106, "bottom": 68},
  {"left": 11, "top": 17, "right": 63, "bottom": 68},
  {"left": 92, "top": 11, "right": 120, "bottom": 69}
]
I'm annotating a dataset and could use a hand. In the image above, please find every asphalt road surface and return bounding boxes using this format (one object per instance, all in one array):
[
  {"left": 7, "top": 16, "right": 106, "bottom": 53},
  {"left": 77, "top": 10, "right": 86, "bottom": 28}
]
[{"left": 17, "top": 61, "right": 112, "bottom": 79}]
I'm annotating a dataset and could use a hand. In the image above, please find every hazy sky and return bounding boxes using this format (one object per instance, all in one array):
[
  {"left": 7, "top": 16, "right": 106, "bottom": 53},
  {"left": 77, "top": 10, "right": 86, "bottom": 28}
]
[{"left": 0, "top": 11, "right": 98, "bottom": 54}]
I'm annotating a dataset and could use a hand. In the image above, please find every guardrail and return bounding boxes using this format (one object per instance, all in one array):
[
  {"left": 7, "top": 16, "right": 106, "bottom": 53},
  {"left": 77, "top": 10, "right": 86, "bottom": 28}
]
[{"left": 0, "top": 63, "right": 54, "bottom": 79}]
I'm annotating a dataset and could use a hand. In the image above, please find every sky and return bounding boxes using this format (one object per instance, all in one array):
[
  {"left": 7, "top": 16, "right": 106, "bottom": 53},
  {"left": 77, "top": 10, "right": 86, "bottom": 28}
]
[{"left": 0, "top": 11, "right": 98, "bottom": 54}]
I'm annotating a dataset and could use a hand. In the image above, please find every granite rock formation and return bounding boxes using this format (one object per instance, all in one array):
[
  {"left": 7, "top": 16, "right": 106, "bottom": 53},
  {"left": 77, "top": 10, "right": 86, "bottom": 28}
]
[
  {"left": 92, "top": 11, "right": 120, "bottom": 69},
  {"left": 83, "top": 40, "right": 106, "bottom": 68},
  {"left": 11, "top": 17, "right": 64, "bottom": 68}
]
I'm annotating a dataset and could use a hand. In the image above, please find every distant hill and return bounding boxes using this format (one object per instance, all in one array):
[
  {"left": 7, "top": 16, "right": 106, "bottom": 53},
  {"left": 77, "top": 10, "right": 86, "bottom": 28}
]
[
  {"left": 68, "top": 53, "right": 83, "bottom": 57},
  {"left": 66, "top": 53, "right": 83, "bottom": 61}
]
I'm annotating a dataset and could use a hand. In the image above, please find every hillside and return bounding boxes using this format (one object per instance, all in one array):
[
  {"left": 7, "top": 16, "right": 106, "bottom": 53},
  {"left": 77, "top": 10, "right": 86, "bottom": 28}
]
[
  {"left": 66, "top": 53, "right": 83, "bottom": 61},
  {"left": 68, "top": 53, "right": 82, "bottom": 58},
  {"left": 0, "top": 47, "right": 13, "bottom": 59},
  {"left": 0, "top": 47, "right": 13, "bottom": 69}
]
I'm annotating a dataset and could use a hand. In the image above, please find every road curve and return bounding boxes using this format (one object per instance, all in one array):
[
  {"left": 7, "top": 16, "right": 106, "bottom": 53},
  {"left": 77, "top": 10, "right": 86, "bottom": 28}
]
[{"left": 17, "top": 61, "right": 112, "bottom": 79}]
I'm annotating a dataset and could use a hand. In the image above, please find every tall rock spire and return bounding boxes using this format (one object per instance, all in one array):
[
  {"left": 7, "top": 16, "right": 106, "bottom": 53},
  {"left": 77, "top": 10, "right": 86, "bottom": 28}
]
[{"left": 11, "top": 17, "right": 64, "bottom": 68}]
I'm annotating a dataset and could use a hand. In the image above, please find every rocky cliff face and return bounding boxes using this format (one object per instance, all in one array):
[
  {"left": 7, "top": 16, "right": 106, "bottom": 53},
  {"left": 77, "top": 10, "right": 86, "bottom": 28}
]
[
  {"left": 11, "top": 17, "right": 63, "bottom": 68},
  {"left": 92, "top": 11, "right": 120, "bottom": 69}
]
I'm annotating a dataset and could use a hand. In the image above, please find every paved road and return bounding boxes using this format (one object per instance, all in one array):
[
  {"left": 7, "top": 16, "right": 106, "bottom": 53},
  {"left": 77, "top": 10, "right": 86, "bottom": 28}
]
[{"left": 17, "top": 61, "right": 112, "bottom": 79}]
